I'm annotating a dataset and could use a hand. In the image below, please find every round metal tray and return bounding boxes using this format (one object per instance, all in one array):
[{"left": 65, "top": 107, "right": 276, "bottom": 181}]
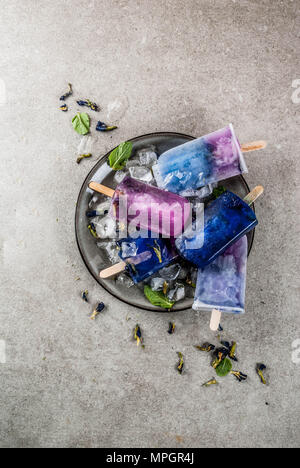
[{"left": 75, "top": 132, "right": 255, "bottom": 312}]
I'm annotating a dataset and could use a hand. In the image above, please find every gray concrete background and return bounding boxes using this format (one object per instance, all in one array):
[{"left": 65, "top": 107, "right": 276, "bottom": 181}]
[{"left": 0, "top": 0, "right": 299, "bottom": 448}]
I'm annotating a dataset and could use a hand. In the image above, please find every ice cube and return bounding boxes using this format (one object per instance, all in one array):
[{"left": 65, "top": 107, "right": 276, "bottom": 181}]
[
  {"left": 126, "top": 159, "right": 140, "bottom": 168},
  {"left": 94, "top": 215, "right": 117, "bottom": 239},
  {"left": 178, "top": 267, "right": 189, "bottom": 281},
  {"left": 97, "top": 241, "right": 120, "bottom": 263},
  {"left": 94, "top": 200, "right": 111, "bottom": 216},
  {"left": 78, "top": 136, "right": 93, "bottom": 155},
  {"left": 150, "top": 277, "right": 166, "bottom": 291},
  {"left": 113, "top": 170, "right": 128, "bottom": 185},
  {"left": 129, "top": 166, "right": 153, "bottom": 183},
  {"left": 89, "top": 194, "right": 100, "bottom": 209},
  {"left": 167, "top": 283, "right": 186, "bottom": 302},
  {"left": 159, "top": 264, "right": 181, "bottom": 281},
  {"left": 116, "top": 273, "right": 135, "bottom": 288},
  {"left": 180, "top": 185, "right": 213, "bottom": 199},
  {"left": 121, "top": 241, "right": 138, "bottom": 258},
  {"left": 137, "top": 148, "right": 158, "bottom": 167}
]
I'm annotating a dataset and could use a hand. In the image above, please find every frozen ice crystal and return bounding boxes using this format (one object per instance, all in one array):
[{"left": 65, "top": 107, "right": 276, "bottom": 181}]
[
  {"left": 159, "top": 264, "right": 181, "bottom": 281},
  {"left": 97, "top": 241, "right": 120, "bottom": 263},
  {"left": 129, "top": 166, "right": 153, "bottom": 183},
  {"left": 95, "top": 215, "right": 117, "bottom": 239},
  {"left": 116, "top": 273, "right": 135, "bottom": 288}
]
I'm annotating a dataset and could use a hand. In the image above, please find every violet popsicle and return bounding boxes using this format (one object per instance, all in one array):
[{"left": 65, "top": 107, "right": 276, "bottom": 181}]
[
  {"left": 192, "top": 236, "right": 248, "bottom": 315},
  {"left": 100, "top": 235, "right": 178, "bottom": 283},
  {"left": 89, "top": 177, "right": 191, "bottom": 237},
  {"left": 175, "top": 188, "right": 262, "bottom": 268},
  {"left": 153, "top": 124, "right": 252, "bottom": 194}
]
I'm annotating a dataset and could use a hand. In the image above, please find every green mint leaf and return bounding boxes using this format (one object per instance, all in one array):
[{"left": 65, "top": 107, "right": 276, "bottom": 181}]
[
  {"left": 108, "top": 141, "right": 133, "bottom": 171},
  {"left": 215, "top": 358, "right": 232, "bottom": 377},
  {"left": 144, "top": 285, "right": 175, "bottom": 310},
  {"left": 212, "top": 186, "right": 226, "bottom": 200},
  {"left": 72, "top": 112, "right": 90, "bottom": 135}
]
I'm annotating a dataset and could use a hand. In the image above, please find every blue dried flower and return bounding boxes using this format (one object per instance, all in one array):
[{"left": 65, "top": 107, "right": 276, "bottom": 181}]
[
  {"left": 60, "top": 104, "right": 68, "bottom": 112},
  {"left": 96, "top": 121, "right": 118, "bottom": 132},
  {"left": 177, "top": 352, "right": 184, "bottom": 374},
  {"left": 88, "top": 223, "right": 98, "bottom": 238},
  {"left": 90, "top": 302, "right": 105, "bottom": 320},
  {"left": 134, "top": 324, "right": 144, "bottom": 348},
  {"left": 231, "top": 371, "right": 248, "bottom": 382},
  {"left": 77, "top": 99, "right": 99, "bottom": 112},
  {"left": 81, "top": 290, "right": 89, "bottom": 302},
  {"left": 195, "top": 343, "right": 215, "bottom": 352},
  {"left": 60, "top": 83, "right": 72, "bottom": 101},
  {"left": 86, "top": 210, "right": 98, "bottom": 218}
]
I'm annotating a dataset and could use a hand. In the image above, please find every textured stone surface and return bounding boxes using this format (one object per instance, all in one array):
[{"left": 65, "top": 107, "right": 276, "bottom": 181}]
[{"left": 0, "top": 0, "right": 300, "bottom": 448}]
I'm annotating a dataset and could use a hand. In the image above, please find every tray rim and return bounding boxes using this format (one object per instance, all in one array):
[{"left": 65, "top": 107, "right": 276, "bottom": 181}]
[{"left": 75, "top": 131, "right": 255, "bottom": 313}]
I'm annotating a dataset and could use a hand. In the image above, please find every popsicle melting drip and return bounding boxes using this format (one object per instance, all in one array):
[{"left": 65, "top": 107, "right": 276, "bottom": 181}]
[
  {"left": 193, "top": 236, "right": 248, "bottom": 314},
  {"left": 175, "top": 191, "right": 257, "bottom": 268},
  {"left": 117, "top": 236, "right": 178, "bottom": 284},
  {"left": 153, "top": 124, "right": 247, "bottom": 194}
]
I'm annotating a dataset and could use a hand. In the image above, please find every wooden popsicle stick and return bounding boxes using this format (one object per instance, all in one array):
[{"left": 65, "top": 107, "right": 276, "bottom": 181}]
[
  {"left": 241, "top": 141, "right": 267, "bottom": 152},
  {"left": 89, "top": 181, "right": 115, "bottom": 198},
  {"left": 243, "top": 185, "right": 264, "bottom": 207},
  {"left": 100, "top": 261, "right": 126, "bottom": 279},
  {"left": 210, "top": 309, "right": 222, "bottom": 331}
]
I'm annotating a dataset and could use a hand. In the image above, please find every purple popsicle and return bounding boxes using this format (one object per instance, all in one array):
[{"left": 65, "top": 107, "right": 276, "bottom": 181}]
[
  {"left": 109, "top": 177, "right": 191, "bottom": 237},
  {"left": 192, "top": 236, "right": 248, "bottom": 314}
]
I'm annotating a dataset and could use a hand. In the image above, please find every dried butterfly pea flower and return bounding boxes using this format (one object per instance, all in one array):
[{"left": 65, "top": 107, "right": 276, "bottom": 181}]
[
  {"left": 150, "top": 240, "right": 162, "bottom": 263},
  {"left": 221, "top": 341, "right": 238, "bottom": 362},
  {"left": 86, "top": 210, "right": 98, "bottom": 218},
  {"left": 60, "top": 83, "right": 73, "bottom": 101},
  {"left": 186, "top": 274, "right": 196, "bottom": 288},
  {"left": 77, "top": 99, "right": 99, "bottom": 112},
  {"left": 96, "top": 121, "right": 118, "bottom": 132},
  {"left": 87, "top": 222, "right": 98, "bottom": 238},
  {"left": 177, "top": 352, "right": 184, "bottom": 374},
  {"left": 168, "top": 322, "right": 175, "bottom": 334},
  {"left": 60, "top": 104, "right": 68, "bottom": 112},
  {"left": 81, "top": 290, "right": 89, "bottom": 302},
  {"left": 90, "top": 302, "right": 105, "bottom": 320},
  {"left": 218, "top": 324, "right": 223, "bottom": 332},
  {"left": 134, "top": 325, "right": 144, "bottom": 348},
  {"left": 77, "top": 153, "right": 92, "bottom": 164},
  {"left": 256, "top": 363, "right": 267, "bottom": 384},
  {"left": 212, "top": 347, "right": 229, "bottom": 369},
  {"left": 195, "top": 343, "right": 215, "bottom": 352},
  {"left": 202, "top": 378, "right": 218, "bottom": 387},
  {"left": 220, "top": 341, "right": 238, "bottom": 360},
  {"left": 221, "top": 341, "right": 230, "bottom": 348},
  {"left": 229, "top": 342, "right": 238, "bottom": 362},
  {"left": 230, "top": 371, "right": 248, "bottom": 382}
]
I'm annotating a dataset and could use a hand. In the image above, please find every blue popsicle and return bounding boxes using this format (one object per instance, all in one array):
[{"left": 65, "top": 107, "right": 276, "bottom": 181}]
[
  {"left": 117, "top": 235, "right": 178, "bottom": 283},
  {"left": 153, "top": 124, "right": 247, "bottom": 194},
  {"left": 175, "top": 191, "right": 258, "bottom": 268}
]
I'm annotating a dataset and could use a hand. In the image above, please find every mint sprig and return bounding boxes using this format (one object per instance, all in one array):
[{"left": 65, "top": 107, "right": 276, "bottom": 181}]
[
  {"left": 72, "top": 112, "right": 90, "bottom": 135},
  {"left": 215, "top": 358, "right": 232, "bottom": 377},
  {"left": 108, "top": 141, "right": 133, "bottom": 171},
  {"left": 144, "top": 285, "right": 175, "bottom": 310}
]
